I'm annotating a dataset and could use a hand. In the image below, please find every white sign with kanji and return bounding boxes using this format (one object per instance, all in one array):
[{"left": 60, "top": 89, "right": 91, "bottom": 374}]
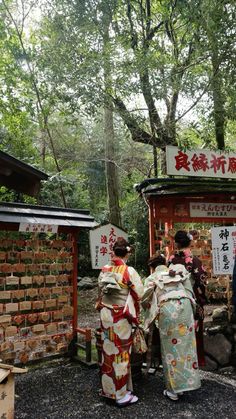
[
  {"left": 166, "top": 145, "right": 236, "bottom": 179},
  {"left": 89, "top": 223, "right": 128, "bottom": 269},
  {"left": 211, "top": 226, "right": 236, "bottom": 274},
  {"left": 190, "top": 202, "right": 236, "bottom": 218},
  {"left": 19, "top": 223, "right": 58, "bottom": 233}
]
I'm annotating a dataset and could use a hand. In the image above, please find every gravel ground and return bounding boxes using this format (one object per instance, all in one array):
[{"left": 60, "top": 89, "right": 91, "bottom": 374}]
[
  {"left": 77, "top": 288, "right": 100, "bottom": 330},
  {"left": 15, "top": 360, "right": 236, "bottom": 419},
  {"left": 14, "top": 290, "right": 236, "bottom": 418}
]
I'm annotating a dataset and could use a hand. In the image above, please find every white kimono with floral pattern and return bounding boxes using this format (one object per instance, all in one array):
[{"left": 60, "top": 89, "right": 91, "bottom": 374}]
[{"left": 97, "top": 261, "right": 143, "bottom": 400}]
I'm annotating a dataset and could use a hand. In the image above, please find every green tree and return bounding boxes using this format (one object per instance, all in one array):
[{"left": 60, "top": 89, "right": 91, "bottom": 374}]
[{"left": 198, "top": 0, "right": 235, "bottom": 149}]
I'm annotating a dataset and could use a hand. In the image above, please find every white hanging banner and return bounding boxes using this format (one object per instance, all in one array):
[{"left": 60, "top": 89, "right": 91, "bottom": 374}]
[
  {"left": 190, "top": 202, "right": 236, "bottom": 218},
  {"left": 211, "top": 226, "right": 236, "bottom": 274},
  {"left": 19, "top": 223, "right": 58, "bottom": 233},
  {"left": 89, "top": 223, "right": 128, "bottom": 269},
  {"left": 166, "top": 145, "right": 236, "bottom": 179}
]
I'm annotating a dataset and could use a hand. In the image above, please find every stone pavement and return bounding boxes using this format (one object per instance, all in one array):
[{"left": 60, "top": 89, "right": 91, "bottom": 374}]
[{"left": 15, "top": 360, "right": 236, "bottom": 419}]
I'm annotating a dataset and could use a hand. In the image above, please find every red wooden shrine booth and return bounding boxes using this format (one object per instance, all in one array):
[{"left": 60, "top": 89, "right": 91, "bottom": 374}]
[{"left": 136, "top": 177, "right": 236, "bottom": 308}]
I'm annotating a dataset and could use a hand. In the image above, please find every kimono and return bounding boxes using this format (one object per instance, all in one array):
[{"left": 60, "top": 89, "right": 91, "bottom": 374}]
[
  {"left": 168, "top": 249, "right": 208, "bottom": 366},
  {"left": 142, "top": 265, "right": 201, "bottom": 394},
  {"left": 232, "top": 259, "right": 236, "bottom": 311},
  {"left": 96, "top": 258, "right": 143, "bottom": 401}
]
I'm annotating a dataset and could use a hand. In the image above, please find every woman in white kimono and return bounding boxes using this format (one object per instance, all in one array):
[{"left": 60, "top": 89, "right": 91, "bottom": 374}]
[
  {"left": 96, "top": 238, "right": 144, "bottom": 407},
  {"left": 142, "top": 254, "right": 201, "bottom": 401}
]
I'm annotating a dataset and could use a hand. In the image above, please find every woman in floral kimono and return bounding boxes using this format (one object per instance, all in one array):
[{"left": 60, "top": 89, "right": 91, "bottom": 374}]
[
  {"left": 169, "top": 230, "right": 208, "bottom": 366},
  {"left": 142, "top": 257, "right": 201, "bottom": 401},
  {"left": 96, "top": 238, "right": 144, "bottom": 406}
]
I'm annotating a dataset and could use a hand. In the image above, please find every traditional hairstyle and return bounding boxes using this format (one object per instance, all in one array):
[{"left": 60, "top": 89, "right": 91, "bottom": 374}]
[
  {"left": 174, "top": 230, "right": 192, "bottom": 249},
  {"left": 148, "top": 252, "right": 166, "bottom": 269},
  {"left": 113, "top": 237, "right": 132, "bottom": 257},
  {"left": 189, "top": 230, "right": 199, "bottom": 240}
]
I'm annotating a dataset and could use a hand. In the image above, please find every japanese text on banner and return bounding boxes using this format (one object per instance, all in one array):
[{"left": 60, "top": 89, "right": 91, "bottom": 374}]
[
  {"left": 166, "top": 146, "right": 236, "bottom": 179},
  {"left": 211, "top": 227, "right": 236, "bottom": 274}
]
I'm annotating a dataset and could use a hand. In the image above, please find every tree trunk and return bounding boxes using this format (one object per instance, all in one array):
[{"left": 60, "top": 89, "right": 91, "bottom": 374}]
[
  {"left": 204, "top": 1, "right": 225, "bottom": 150},
  {"left": 211, "top": 49, "right": 225, "bottom": 150},
  {"left": 103, "top": 8, "right": 121, "bottom": 227},
  {"left": 104, "top": 104, "right": 121, "bottom": 226}
]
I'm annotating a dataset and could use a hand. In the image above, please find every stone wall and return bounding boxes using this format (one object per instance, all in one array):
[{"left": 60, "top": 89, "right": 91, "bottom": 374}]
[{"left": 203, "top": 306, "right": 236, "bottom": 371}]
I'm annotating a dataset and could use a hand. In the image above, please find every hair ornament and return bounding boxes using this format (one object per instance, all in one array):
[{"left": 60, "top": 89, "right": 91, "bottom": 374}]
[
  {"left": 126, "top": 246, "right": 131, "bottom": 252},
  {"left": 187, "top": 233, "right": 193, "bottom": 240}
]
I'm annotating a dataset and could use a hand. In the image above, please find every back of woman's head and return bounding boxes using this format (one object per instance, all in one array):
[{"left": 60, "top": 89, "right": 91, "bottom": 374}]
[
  {"left": 148, "top": 252, "right": 166, "bottom": 269},
  {"left": 174, "top": 230, "right": 192, "bottom": 248},
  {"left": 113, "top": 238, "right": 131, "bottom": 257}
]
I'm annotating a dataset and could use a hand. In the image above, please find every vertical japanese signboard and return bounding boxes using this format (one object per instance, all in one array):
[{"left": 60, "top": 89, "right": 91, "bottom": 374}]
[
  {"left": 166, "top": 145, "right": 236, "bottom": 179},
  {"left": 211, "top": 226, "right": 236, "bottom": 274},
  {"left": 89, "top": 223, "right": 128, "bottom": 269}
]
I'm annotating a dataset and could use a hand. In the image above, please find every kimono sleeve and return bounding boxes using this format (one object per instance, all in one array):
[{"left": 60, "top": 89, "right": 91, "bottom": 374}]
[
  {"left": 97, "top": 268, "right": 106, "bottom": 292},
  {"left": 192, "top": 256, "right": 208, "bottom": 306},
  {"left": 192, "top": 256, "right": 207, "bottom": 285},
  {"left": 127, "top": 267, "right": 144, "bottom": 300},
  {"left": 232, "top": 259, "right": 236, "bottom": 307}
]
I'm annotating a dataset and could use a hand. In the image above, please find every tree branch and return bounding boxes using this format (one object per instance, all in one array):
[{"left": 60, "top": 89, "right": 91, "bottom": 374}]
[
  {"left": 113, "top": 96, "right": 169, "bottom": 148},
  {"left": 127, "top": 0, "right": 138, "bottom": 49},
  {"left": 113, "top": 96, "right": 154, "bottom": 144}
]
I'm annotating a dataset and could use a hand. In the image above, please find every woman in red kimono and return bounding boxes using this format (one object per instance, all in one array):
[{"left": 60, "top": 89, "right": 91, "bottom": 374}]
[
  {"left": 96, "top": 238, "right": 144, "bottom": 406},
  {"left": 168, "top": 230, "right": 208, "bottom": 367}
]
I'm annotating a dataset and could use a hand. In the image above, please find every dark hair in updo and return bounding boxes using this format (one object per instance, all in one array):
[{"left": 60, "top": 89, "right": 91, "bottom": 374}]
[
  {"left": 113, "top": 237, "right": 131, "bottom": 257},
  {"left": 148, "top": 252, "right": 166, "bottom": 269},
  {"left": 174, "top": 230, "right": 191, "bottom": 248}
]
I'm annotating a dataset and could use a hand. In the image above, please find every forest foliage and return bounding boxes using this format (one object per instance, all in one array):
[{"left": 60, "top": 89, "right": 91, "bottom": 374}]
[{"left": 0, "top": 0, "right": 235, "bottom": 271}]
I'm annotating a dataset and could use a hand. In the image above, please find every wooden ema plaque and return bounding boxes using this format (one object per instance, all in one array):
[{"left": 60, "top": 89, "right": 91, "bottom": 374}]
[{"left": 0, "top": 233, "right": 74, "bottom": 364}]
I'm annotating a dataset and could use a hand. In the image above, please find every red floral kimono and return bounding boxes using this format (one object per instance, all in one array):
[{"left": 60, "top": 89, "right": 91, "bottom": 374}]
[{"left": 96, "top": 258, "right": 143, "bottom": 400}]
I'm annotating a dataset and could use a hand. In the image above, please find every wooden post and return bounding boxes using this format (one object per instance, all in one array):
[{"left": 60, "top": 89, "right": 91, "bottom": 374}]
[
  {"left": 149, "top": 198, "right": 155, "bottom": 257},
  {"left": 76, "top": 327, "right": 93, "bottom": 365},
  {"left": 85, "top": 328, "right": 92, "bottom": 363},
  {"left": 72, "top": 230, "right": 79, "bottom": 336}
]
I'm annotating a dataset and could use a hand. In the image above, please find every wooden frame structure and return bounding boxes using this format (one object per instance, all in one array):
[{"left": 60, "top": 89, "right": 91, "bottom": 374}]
[
  {"left": 0, "top": 153, "right": 97, "bottom": 364},
  {"left": 136, "top": 177, "right": 236, "bottom": 256},
  {"left": 0, "top": 202, "right": 96, "bottom": 364},
  {"left": 136, "top": 177, "right": 236, "bottom": 310}
]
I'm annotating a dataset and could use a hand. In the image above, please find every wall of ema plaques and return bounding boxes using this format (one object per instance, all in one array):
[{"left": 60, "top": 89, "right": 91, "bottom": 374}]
[
  {"left": 0, "top": 232, "right": 74, "bottom": 364},
  {"left": 154, "top": 227, "right": 232, "bottom": 303}
]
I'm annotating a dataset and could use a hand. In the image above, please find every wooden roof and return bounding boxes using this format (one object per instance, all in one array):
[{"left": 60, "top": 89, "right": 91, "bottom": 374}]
[
  {"left": 0, "top": 150, "right": 48, "bottom": 197},
  {"left": 0, "top": 202, "right": 97, "bottom": 229},
  {"left": 135, "top": 177, "right": 236, "bottom": 197}
]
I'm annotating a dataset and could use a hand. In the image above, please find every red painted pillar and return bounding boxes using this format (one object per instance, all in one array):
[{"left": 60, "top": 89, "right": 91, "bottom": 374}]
[
  {"left": 149, "top": 198, "right": 155, "bottom": 257},
  {"left": 72, "top": 229, "right": 79, "bottom": 335}
]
